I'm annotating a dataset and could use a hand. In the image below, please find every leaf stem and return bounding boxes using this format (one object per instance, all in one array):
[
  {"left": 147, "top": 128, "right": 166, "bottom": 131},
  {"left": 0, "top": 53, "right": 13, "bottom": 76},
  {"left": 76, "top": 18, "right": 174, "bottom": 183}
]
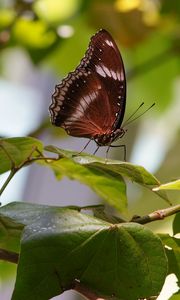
[
  {"left": 131, "top": 204, "right": 180, "bottom": 224},
  {"left": 0, "top": 169, "right": 17, "bottom": 196},
  {"left": 0, "top": 248, "right": 19, "bottom": 264},
  {"left": 0, "top": 143, "right": 59, "bottom": 196},
  {"left": 74, "top": 280, "right": 105, "bottom": 300}
]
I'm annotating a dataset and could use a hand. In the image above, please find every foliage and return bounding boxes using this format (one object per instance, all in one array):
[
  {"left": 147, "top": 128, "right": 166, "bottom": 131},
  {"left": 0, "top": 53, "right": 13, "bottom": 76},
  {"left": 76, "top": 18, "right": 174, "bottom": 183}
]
[
  {"left": 0, "top": 137, "right": 179, "bottom": 300},
  {"left": 0, "top": 1, "right": 180, "bottom": 300},
  {"left": 0, "top": 137, "right": 170, "bottom": 211},
  {"left": 1, "top": 202, "right": 167, "bottom": 300}
]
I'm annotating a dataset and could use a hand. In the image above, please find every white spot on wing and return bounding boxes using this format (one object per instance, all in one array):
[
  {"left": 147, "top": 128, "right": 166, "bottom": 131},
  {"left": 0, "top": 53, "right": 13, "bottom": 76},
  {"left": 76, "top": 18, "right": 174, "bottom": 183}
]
[
  {"left": 102, "top": 65, "right": 111, "bottom": 77},
  {"left": 96, "top": 64, "right": 122, "bottom": 81},
  {"left": 105, "top": 39, "right": 114, "bottom": 47},
  {"left": 117, "top": 72, "right": 121, "bottom": 81},
  {"left": 95, "top": 65, "right": 106, "bottom": 77}
]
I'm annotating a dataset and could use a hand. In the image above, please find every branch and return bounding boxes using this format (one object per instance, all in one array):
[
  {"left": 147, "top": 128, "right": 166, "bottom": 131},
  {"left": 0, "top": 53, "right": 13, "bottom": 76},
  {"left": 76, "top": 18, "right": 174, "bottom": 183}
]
[
  {"left": 74, "top": 280, "right": 157, "bottom": 300},
  {"left": 131, "top": 204, "right": 180, "bottom": 224},
  {"left": 0, "top": 144, "right": 59, "bottom": 196},
  {"left": 74, "top": 280, "right": 105, "bottom": 300},
  {"left": 0, "top": 248, "right": 19, "bottom": 264},
  {"left": 0, "top": 169, "right": 17, "bottom": 196}
]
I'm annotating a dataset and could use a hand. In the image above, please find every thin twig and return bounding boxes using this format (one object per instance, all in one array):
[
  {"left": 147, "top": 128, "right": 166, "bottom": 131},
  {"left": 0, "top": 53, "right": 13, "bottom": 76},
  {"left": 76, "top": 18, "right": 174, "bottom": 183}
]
[
  {"left": 74, "top": 280, "right": 105, "bottom": 300},
  {"left": 27, "top": 156, "right": 59, "bottom": 163},
  {"left": 0, "top": 169, "right": 17, "bottom": 196},
  {"left": 0, "top": 248, "right": 19, "bottom": 264},
  {"left": 0, "top": 144, "right": 59, "bottom": 196},
  {"left": 131, "top": 204, "right": 180, "bottom": 224}
]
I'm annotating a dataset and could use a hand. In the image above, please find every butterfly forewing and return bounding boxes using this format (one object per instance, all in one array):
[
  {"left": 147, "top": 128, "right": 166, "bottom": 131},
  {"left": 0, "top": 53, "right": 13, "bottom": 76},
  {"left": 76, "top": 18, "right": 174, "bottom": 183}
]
[{"left": 49, "top": 29, "right": 126, "bottom": 144}]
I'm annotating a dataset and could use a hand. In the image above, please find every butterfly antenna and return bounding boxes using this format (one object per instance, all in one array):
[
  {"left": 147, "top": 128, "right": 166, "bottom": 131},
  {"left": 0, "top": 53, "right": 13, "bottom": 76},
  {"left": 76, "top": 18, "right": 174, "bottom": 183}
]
[
  {"left": 123, "top": 102, "right": 144, "bottom": 126},
  {"left": 124, "top": 103, "right": 155, "bottom": 127}
]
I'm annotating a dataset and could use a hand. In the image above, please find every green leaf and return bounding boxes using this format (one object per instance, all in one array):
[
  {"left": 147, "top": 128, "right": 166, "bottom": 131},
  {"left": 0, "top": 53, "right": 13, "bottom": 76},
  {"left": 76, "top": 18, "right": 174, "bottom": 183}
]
[
  {"left": 34, "top": 0, "right": 82, "bottom": 23},
  {"left": 9, "top": 203, "right": 167, "bottom": 300},
  {"left": 91, "top": 205, "right": 127, "bottom": 223},
  {"left": 173, "top": 213, "right": 180, "bottom": 235},
  {"left": 128, "top": 32, "right": 179, "bottom": 112},
  {"left": 0, "top": 212, "right": 23, "bottom": 253},
  {"left": 153, "top": 179, "right": 180, "bottom": 191},
  {"left": 0, "top": 137, "right": 43, "bottom": 175},
  {"left": 0, "top": 139, "right": 170, "bottom": 211},
  {"left": 0, "top": 201, "right": 81, "bottom": 252},
  {"left": 0, "top": 9, "right": 15, "bottom": 29},
  {"left": 160, "top": 0, "right": 180, "bottom": 18},
  {"left": 46, "top": 146, "right": 159, "bottom": 184},
  {"left": 0, "top": 201, "right": 51, "bottom": 252},
  {"left": 43, "top": 147, "right": 127, "bottom": 212},
  {"left": 169, "top": 290, "right": 180, "bottom": 300},
  {"left": 13, "top": 18, "right": 56, "bottom": 48},
  {"left": 159, "top": 234, "right": 180, "bottom": 284},
  {"left": 44, "top": 146, "right": 170, "bottom": 206}
]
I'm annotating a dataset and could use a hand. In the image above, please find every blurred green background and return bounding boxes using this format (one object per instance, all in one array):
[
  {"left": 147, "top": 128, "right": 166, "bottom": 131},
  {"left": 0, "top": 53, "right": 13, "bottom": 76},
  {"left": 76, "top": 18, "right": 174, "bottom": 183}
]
[{"left": 0, "top": 0, "right": 179, "bottom": 299}]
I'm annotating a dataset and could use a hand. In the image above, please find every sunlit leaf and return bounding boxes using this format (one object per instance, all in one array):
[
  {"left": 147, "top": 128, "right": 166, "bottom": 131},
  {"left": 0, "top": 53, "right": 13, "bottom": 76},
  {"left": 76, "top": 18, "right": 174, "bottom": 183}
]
[
  {"left": 0, "top": 9, "right": 15, "bottom": 28},
  {"left": 169, "top": 290, "right": 180, "bottom": 300},
  {"left": 44, "top": 146, "right": 170, "bottom": 206},
  {"left": 43, "top": 148, "right": 127, "bottom": 212},
  {"left": 153, "top": 179, "right": 180, "bottom": 191},
  {"left": 34, "top": 0, "right": 82, "bottom": 23},
  {"left": 0, "top": 137, "right": 43, "bottom": 175},
  {"left": 13, "top": 18, "right": 56, "bottom": 48},
  {"left": 0, "top": 138, "right": 170, "bottom": 211}
]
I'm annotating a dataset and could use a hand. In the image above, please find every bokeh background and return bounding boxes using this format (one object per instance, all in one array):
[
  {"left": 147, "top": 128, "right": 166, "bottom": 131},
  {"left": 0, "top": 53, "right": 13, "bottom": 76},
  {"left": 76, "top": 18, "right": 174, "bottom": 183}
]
[{"left": 0, "top": 0, "right": 179, "bottom": 299}]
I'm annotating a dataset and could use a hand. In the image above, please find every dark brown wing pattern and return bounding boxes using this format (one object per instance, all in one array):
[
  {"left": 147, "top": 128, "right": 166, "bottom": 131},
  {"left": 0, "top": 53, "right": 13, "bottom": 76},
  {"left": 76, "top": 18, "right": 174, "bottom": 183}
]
[{"left": 49, "top": 29, "right": 126, "bottom": 143}]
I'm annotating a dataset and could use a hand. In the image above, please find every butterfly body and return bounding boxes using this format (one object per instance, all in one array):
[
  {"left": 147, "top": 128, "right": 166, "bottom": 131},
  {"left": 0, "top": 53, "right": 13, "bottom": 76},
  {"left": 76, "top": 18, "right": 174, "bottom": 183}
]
[
  {"left": 94, "top": 128, "right": 125, "bottom": 146},
  {"left": 49, "top": 29, "right": 126, "bottom": 149}
]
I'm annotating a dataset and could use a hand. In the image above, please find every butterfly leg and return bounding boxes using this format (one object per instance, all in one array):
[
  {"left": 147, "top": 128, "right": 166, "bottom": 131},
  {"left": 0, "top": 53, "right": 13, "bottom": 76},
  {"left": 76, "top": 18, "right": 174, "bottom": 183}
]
[
  {"left": 93, "top": 146, "right": 100, "bottom": 155},
  {"left": 109, "top": 144, "right": 126, "bottom": 161},
  {"left": 105, "top": 145, "right": 111, "bottom": 161},
  {"left": 72, "top": 139, "right": 92, "bottom": 157},
  {"left": 77, "top": 139, "right": 92, "bottom": 155}
]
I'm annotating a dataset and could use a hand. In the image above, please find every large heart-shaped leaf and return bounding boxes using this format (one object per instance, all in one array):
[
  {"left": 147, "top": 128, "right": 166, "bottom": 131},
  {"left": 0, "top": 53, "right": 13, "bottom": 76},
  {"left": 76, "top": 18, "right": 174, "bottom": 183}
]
[{"left": 5, "top": 202, "right": 168, "bottom": 300}]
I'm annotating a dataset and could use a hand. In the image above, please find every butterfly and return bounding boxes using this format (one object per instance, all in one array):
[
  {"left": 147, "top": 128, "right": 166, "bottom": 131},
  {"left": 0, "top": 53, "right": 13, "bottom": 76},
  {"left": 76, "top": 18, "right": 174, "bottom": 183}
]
[{"left": 49, "top": 29, "right": 127, "bottom": 158}]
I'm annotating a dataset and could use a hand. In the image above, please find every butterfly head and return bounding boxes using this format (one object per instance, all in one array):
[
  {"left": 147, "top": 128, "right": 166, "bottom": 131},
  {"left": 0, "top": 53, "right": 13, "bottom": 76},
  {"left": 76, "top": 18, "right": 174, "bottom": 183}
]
[{"left": 95, "top": 128, "right": 126, "bottom": 146}]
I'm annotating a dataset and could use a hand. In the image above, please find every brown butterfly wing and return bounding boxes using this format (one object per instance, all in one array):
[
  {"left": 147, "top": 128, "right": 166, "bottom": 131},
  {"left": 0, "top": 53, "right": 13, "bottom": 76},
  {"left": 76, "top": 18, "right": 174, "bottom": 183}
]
[{"left": 49, "top": 29, "right": 126, "bottom": 140}]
